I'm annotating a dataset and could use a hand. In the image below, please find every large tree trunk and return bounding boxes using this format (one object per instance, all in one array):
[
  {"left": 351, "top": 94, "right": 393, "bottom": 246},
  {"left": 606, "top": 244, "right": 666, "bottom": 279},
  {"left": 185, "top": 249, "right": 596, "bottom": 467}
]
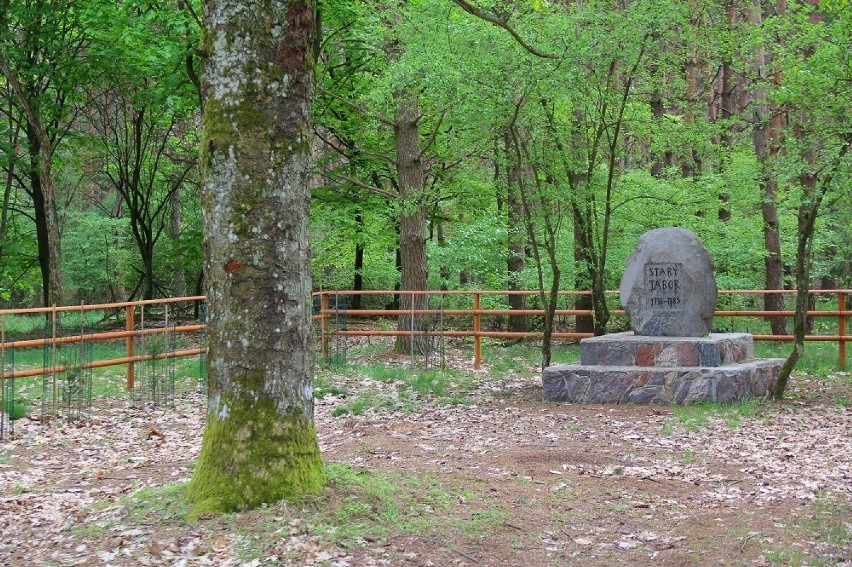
[
  {"left": 393, "top": 92, "right": 429, "bottom": 354},
  {"left": 187, "top": 0, "right": 324, "bottom": 514},
  {"left": 0, "top": 64, "right": 63, "bottom": 308}
]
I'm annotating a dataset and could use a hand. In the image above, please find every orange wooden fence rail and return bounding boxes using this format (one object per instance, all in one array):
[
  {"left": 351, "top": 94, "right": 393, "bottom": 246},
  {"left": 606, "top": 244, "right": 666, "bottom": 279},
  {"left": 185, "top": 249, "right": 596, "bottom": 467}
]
[
  {"left": 313, "top": 289, "right": 850, "bottom": 371},
  {"left": 0, "top": 290, "right": 848, "bottom": 384},
  {"left": 0, "top": 297, "right": 205, "bottom": 389}
]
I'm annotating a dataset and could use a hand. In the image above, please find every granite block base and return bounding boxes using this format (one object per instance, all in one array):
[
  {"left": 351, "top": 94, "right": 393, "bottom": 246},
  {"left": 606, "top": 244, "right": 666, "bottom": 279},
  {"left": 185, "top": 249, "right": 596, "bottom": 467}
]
[
  {"left": 579, "top": 332, "right": 754, "bottom": 367},
  {"left": 543, "top": 332, "right": 783, "bottom": 404}
]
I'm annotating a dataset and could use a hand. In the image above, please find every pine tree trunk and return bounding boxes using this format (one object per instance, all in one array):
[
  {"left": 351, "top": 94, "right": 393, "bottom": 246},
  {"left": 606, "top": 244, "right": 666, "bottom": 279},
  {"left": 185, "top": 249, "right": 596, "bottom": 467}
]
[{"left": 187, "top": 0, "right": 324, "bottom": 515}]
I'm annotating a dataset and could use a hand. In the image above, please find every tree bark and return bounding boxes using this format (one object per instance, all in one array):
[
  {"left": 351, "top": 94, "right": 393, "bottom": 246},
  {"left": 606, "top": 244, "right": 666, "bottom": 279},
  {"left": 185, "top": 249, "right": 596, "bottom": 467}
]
[
  {"left": 187, "top": 0, "right": 324, "bottom": 514},
  {"left": 171, "top": 188, "right": 187, "bottom": 298},
  {"left": 351, "top": 211, "right": 364, "bottom": 310},
  {"left": 573, "top": 210, "right": 595, "bottom": 334},
  {"left": 393, "top": 92, "right": 429, "bottom": 354},
  {"left": 0, "top": 52, "right": 63, "bottom": 307},
  {"left": 750, "top": 0, "right": 789, "bottom": 335},
  {"left": 504, "top": 130, "right": 527, "bottom": 333}
]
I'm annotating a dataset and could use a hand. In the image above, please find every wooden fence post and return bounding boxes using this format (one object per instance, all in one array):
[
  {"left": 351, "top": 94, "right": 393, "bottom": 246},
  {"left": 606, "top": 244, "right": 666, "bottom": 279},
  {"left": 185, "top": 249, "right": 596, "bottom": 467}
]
[
  {"left": 840, "top": 292, "right": 847, "bottom": 371},
  {"left": 320, "top": 293, "right": 329, "bottom": 369},
  {"left": 474, "top": 292, "right": 481, "bottom": 370},
  {"left": 126, "top": 304, "right": 135, "bottom": 391}
]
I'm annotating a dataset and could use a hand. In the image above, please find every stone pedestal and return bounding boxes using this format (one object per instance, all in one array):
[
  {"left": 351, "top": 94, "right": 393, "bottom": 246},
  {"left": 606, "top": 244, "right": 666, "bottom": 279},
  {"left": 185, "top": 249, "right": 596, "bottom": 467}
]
[{"left": 542, "top": 332, "right": 784, "bottom": 404}]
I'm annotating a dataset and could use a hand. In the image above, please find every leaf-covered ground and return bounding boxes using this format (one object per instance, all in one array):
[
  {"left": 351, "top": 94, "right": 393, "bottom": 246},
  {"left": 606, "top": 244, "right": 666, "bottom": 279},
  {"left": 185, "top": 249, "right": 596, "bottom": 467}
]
[{"left": 0, "top": 344, "right": 850, "bottom": 566}]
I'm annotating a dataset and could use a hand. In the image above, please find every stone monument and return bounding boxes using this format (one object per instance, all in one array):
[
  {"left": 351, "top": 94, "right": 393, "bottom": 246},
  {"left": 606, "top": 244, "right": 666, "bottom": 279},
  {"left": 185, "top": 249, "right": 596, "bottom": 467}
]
[{"left": 542, "top": 228, "right": 784, "bottom": 404}]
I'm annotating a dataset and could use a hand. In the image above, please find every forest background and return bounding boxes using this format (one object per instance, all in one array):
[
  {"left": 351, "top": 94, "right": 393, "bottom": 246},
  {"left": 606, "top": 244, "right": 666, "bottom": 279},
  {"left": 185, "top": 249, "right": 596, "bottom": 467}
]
[{"left": 1, "top": 0, "right": 850, "bottom": 332}]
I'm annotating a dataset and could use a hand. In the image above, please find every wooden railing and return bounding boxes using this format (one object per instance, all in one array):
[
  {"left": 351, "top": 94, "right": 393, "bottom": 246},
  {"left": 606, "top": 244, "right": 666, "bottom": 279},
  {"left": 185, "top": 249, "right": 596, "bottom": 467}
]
[
  {"left": 313, "top": 289, "right": 850, "bottom": 371},
  {"left": 0, "top": 289, "right": 848, "bottom": 384},
  {"left": 0, "top": 297, "right": 206, "bottom": 388}
]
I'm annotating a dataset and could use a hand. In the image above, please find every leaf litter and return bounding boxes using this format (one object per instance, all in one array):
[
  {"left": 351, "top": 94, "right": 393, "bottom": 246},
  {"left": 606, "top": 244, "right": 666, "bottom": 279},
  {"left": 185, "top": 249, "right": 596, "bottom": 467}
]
[{"left": 0, "top": 350, "right": 849, "bottom": 566}]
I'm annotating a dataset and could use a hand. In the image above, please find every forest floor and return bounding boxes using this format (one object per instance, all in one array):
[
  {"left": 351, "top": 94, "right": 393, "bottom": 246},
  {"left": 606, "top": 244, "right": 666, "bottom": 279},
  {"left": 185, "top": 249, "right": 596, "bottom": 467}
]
[{"left": 0, "top": 338, "right": 850, "bottom": 567}]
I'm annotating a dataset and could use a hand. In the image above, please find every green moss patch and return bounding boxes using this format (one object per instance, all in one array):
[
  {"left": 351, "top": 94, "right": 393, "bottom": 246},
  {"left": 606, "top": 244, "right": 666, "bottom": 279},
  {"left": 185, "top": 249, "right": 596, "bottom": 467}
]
[{"left": 186, "top": 394, "right": 325, "bottom": 517}]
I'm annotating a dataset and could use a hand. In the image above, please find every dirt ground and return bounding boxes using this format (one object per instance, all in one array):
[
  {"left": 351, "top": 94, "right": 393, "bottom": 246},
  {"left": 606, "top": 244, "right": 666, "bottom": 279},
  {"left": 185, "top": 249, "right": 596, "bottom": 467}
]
[{"left": 0, "top": 344, "right": 849, "bottom": 567}]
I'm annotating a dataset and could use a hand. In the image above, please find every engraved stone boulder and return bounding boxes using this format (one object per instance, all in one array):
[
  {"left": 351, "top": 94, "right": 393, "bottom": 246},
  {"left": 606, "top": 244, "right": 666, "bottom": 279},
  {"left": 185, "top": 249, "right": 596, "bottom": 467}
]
[{"left": 619, "top": 227, "right": 717, "bottom": 337}]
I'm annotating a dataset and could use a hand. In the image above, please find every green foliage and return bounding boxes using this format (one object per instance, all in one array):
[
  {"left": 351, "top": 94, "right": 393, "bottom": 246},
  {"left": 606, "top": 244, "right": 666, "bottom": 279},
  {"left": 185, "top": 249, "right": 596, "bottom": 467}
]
[
  {"left": 62, "top": 211, "right": 133, "bottom": 303},
  {"left": 0, "top": 0, "right": 847, "bottom": 367}
]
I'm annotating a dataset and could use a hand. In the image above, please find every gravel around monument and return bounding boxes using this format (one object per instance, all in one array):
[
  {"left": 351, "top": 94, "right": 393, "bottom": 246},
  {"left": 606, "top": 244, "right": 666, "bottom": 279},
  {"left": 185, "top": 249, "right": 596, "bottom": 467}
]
[{"left": 0, "top": 343, "right": 849, "bottom": 566}]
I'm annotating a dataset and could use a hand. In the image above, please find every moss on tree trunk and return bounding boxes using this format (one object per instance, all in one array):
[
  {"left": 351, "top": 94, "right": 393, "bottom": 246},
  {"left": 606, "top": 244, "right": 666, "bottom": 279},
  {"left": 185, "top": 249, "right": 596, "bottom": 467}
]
[{"left": 187, "top": 393, "right": 323, "bottom": 515}]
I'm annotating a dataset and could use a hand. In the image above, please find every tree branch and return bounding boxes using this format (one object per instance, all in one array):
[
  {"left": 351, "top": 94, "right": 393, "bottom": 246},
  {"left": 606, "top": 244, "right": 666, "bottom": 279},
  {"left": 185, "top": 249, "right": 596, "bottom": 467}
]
[
  {"left": 450, "top": 0, "right": 561, "bottom": 59},
  {"left": 319, "top": 172, "right": 397, "bottom": 199},
  {"left": 318, "top": 86, "right": 395, "bottom": 127},
  {"left": 418, "top": 108, "right": 449, "bottom": 160}
]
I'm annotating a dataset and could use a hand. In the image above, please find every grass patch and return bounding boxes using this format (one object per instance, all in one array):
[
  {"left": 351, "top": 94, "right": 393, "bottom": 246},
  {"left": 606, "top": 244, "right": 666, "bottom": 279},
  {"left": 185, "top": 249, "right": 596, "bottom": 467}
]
[
  {"left": 313, "top": 376, "right": 348, "bottom": 399},
  {"left": 669, "top": 399, "right": 766, "bottom": 432},
  {"left": 834, "top": 395, "right": 852, "bottom": 408},
  {"left": 6, "top": 351, "right": 205, "bottom": 404},
  {"left": 123, "top": 482, "right": 191, "bottom": 523},
  {"left": 485, "top": 341, "right": 580, "bottom": 374},
  {"left": 754, "top": 341, "right": 841, "bottom": 376},
  {"left": 331, "top": 393, "right": 397, "bottom": 416},
  {"left": 312, "top": 464, "right": 503, "bottom": 549},
  {"left": 763, "top": 496, "right": 850, "bottom": 567},
  {"left": 323, "top": 363, "right": 478, "bottom": 415}
]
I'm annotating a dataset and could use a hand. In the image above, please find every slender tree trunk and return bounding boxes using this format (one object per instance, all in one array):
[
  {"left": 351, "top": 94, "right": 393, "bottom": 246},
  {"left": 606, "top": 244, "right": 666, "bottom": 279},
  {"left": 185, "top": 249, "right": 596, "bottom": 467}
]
[
  {"left": 171, "top": 188, "right": 187, "bottom": 298},
  {"left": 187, "top": 0, "right": 324, "bottom": 514},
  {"left": 436, "top": 217, "right": 450, "bottom": 292},
  {"left": 143, "top": 233, "right": 155, "bottom": 301},
  {"left": 0, "top": 161, "right": 10, "bottom": 260},
  {"left": 0, "top": 97, "right": 19, "bottom": 263},
  {"left": 682, "top": 0, "right": 704, "bottom": 179},
  {"left": 775, "top": 121, "right": 850, "bottom": 399},
  {"left": 504, "top": 130, "right": 527, "bottom": 333},
  {"left": 573, "top": 214, "right": 595, "bottom": 334},
  {"left": 393, "top": 92, "right": 429, "bottom": 354},
  {"left": 717, "top": 0, "right": 736, "bottom": 221},
  {"left": 351, "top": 211, "right": 364, "bottom": 310},
  {"left": 0, "top": 44, "right": 63, "bottom": 308},
  {"left": 25, "top": 124, "right": 62, "bottom": 307},
  {"left": 649, "top": 92, "right": 674, "bottom": 178},
  {"left": 750, "top": 0, "right": 789, "bottom": 335}
]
